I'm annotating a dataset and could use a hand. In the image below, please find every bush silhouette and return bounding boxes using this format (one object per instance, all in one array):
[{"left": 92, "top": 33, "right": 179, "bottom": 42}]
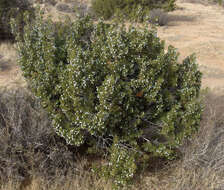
[{"left": 13, "top": 14, "right": 202, "bottom": 187}]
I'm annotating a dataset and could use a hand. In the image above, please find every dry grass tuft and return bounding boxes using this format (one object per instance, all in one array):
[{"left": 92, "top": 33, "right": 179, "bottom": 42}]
[
  {"left": 0, "top": 42, "right": 17, "bottom": 71},
  {"left": 0, "top": 42, "right": 17, "bottom": 60},
  {"left": 171, "top": 92, "right": 224, "bottom": 190},
  {"left": 0, "top": 42, "right": 26, "bottom": 88},
  {"left": 0, "top": 88, "right": 79, "bottom": 186}
]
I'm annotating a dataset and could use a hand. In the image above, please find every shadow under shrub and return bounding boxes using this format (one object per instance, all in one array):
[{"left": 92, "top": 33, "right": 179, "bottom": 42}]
[
  {"left": 0, "top": 88, "right": 78, "bottom": 184},
  {"left": 13, "top": 14, "right": 202, "bottom": 188},
  {"left": 91, "top": 0, "right": 176, "bottom": 21}
]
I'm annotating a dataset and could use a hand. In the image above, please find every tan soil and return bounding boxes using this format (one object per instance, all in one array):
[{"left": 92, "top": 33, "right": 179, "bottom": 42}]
[
  {"left": 157, "top": 0, "right": 224, "bottom": 94},
  {"left": 0, "top": 65, "right": 26, "bottom": 89},
  {"left": 0, "top": 0, "right": 224, "bottom": 94},
  {"left": 0, "top": 43, "right": 26, "bottom": 89}
]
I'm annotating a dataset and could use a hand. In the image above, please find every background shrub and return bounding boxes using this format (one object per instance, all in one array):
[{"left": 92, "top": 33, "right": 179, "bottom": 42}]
[
  {"left": 212, "top": 0, "right": 224, "bottom": 5},
  {"left": 91, "top": 0, "right": 176, "bottom": 21},
  {"left": 0, "top": 0, "right": 34, "bottom": 41},
  {"left": 13, "top": 14, "right": 202, "bottom": 187}
]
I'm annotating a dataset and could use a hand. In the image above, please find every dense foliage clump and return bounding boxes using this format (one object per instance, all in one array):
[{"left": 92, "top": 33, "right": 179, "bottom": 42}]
[
  {"left": 91, "top": 0, "right": 176, "bottom": 21},
  {"left": 0, "top": 0, "right": 33, "bottom": 40},
  {"left": 13, "top": 14, "right": 202, "bottom": 188}
]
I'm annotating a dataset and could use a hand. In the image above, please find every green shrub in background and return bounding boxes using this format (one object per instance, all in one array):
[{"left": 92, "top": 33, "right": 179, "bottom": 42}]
[
  {"left": 0, "top": 0, "right": 33, "bottom": 40},
  {"left": 91, "top": 0, "right": 176, "bottom": 21},
  {"left": 212, "top": 0, "right": 224, "bottom": 5},
  {"left": 12, "top": 13, "right": 202, "bottom": 188}
]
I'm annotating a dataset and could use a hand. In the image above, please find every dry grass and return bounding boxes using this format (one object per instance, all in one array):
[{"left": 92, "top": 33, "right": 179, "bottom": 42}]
[
  {"left": 170, "top": 92, "right": 224, "bottom": 190},
  {"left": 0, "top": 42, "right": 17, "bottom": 61},
  {"left": 32, "top": 0, "right": 92, "bottom": 22},
  {"left": 0, "top": 42, "right": 25, "bottom": 88},
  {"left": 0, "top": 88, "right": 79, "bottom": 187},
  {"left": 0, "top": 42, "right": 17, "bottom": 71}
]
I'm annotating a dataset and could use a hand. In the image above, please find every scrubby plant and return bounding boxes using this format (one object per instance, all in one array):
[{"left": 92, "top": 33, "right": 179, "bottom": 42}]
[
  {"left": 0, "top": 0, "right": 33, "bottom": 40},
  {"left": 213, "top": 0, "right": 224, "bottom": 5},
  {"left": 91, "top": 0, "right": 176, "bottom": 21},
  {"left": 12, "top": 13, "right": 202, "bottom": 188}
]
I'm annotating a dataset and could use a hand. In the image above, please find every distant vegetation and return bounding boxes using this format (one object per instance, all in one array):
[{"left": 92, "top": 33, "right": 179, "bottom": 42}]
[
  {"left": 212, "top": 0, "right": 224, "bottom": 5},
  {"left": 91, "top": 0, "right": 176, "bottom": 21}
]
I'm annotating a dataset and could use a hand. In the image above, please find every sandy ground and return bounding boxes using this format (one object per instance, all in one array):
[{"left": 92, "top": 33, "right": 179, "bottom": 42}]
[
  {"left": 0, "top": 0, "right": 224, "bottom": 94},
  {"left": 0, "top": 43, "right": 26, "bottom": 89},
  {"left": 157, "top": 0, "right": 224, "bottom": 94}
]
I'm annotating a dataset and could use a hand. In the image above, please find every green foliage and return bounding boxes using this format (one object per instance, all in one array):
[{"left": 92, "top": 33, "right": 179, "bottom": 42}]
[
  {"left": 13, "top": 14, "right": 202, "bottom": 188},
  {"left": 212, "top": 0, "right": 223, "bottom": 5},
  {"left": 91, "top": 0, "right": 176, "bottom": 21},
  {"left": 0, "top": 0, "right": 33, "bottom": 40},
  {"left": 93, "top": 137, "right": 137, "bottom": 189}
]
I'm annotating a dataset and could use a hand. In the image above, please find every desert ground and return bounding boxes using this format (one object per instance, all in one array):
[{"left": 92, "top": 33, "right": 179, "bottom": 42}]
[{"left": 158, "top": 0, "right": 224, "bottom": 95}]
